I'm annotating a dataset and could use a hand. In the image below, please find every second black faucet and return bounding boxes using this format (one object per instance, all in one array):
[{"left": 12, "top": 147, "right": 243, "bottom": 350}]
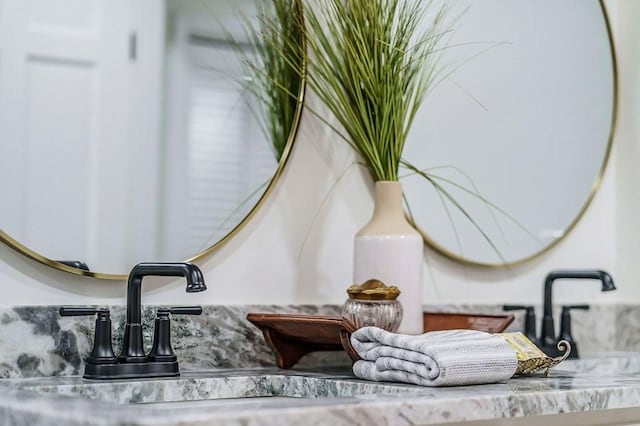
[{"left": 539, "top": 270, "right": 615, "bottom": 358}]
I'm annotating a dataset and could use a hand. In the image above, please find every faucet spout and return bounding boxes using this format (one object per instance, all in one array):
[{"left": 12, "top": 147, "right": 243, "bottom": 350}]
[
  {"left": 540, "top": 270, "right": 615, "bottom": 355},
  {"left": 120, "top": 262, "right": 206, "bottom": 362},
  {"left": 543, "top": 270, "right": 615, "bottom": 318}
]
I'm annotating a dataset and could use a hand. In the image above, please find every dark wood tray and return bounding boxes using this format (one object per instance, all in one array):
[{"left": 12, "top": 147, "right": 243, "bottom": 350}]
[
  {"left": 247, "top": 312, "right": 514, "bottom": 369},
  {"left": 423, "top": 312, "right": 514, "bottom": 333}
]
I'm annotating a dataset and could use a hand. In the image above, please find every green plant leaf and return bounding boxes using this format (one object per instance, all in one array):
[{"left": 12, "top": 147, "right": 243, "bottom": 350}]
[
  {"left": 400, "top": 159, "right": 507, "bottom": 263},
  {"left": 225, "top": 0, "right": 305, "bottom": 160}
]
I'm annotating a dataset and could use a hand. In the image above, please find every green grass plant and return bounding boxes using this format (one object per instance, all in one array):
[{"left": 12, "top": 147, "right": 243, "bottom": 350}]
[
  {"left": 295, "top": 0, "right": 449, "bottom": 181},
  {"left": 235, "top": 0, "right": 304, "bottom": 160}
]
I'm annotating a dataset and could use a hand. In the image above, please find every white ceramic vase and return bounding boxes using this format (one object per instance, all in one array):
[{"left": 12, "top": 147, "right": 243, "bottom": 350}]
[{"left": 353, "top": 181, "right": 424, "bottom": 335}]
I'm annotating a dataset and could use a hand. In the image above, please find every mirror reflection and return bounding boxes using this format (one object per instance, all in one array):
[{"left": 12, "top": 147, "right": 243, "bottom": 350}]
[
  {"left": 0, "top": 0, "right": 303, "bottom": 276},
  {"left": 403, "top": 0, "right": 615, "bottom": 265}
]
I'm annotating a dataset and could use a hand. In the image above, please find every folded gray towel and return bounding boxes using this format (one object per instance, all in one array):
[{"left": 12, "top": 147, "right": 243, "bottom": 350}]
[{"left": 351, "top": 327, "right": 518, "bottom": 387}]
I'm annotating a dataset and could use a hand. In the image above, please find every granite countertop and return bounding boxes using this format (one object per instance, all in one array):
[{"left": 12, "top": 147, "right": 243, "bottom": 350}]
[{"left": 2, "top": 354, "right": 640, "bottom": 426}]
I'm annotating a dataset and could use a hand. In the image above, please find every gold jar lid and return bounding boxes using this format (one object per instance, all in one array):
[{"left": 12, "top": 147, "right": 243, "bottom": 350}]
[{"left": 346, "top": 279, "right": 401, "bottom": 300}]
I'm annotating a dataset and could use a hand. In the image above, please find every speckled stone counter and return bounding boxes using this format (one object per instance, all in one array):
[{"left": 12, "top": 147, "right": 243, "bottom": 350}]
[
  {"left": 1, "top": 303, "right": 638, "bottom": 378},
  {"left": 3, "top": 304, "right": 640, "bottom": 425},
  {"left": 2, "top": 355, "right": 640, "bottom": 425}
]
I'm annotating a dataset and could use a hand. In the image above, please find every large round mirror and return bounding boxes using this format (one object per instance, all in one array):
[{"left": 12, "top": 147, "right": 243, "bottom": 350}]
[
  {"left": 0, "top": 0, "right": 304, "bottom": 278},
  {"left": 402, "top": 0, "right": 615, "bottom": 266}
]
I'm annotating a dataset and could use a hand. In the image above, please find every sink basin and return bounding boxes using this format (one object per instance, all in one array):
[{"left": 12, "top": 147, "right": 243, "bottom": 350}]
[
  {"left": 552, "top": 353, "right": 640, "bottom": 375},
  {"left": 20, "top": 371, "right": 422, "bottom": 406}
]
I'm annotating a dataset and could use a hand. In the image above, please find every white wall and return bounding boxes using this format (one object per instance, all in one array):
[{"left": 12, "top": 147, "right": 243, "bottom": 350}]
[
  {"left": 0, "top": 0, "right": 636, "bottom": 308},
  {"left": 614, "top": 0, "right": 640, "bottom": 298}
]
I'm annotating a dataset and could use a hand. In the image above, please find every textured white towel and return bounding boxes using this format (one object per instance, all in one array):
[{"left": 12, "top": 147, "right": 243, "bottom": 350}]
[{"left": 351, "top": 327, "right": 518, "bottom": 387}]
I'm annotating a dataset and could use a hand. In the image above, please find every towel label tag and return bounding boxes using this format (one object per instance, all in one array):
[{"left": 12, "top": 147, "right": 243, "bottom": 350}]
[
  {"left": 498, "top": 332, "right": 547, "bottom": 361},
  {"left": 497, "top": 332, "right": 570, "bottom": 376}
]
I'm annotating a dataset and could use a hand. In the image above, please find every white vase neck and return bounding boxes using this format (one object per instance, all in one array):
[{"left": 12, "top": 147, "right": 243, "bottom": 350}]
[{"left": 356, "top": 181, "right": 420, "bottom": 236}]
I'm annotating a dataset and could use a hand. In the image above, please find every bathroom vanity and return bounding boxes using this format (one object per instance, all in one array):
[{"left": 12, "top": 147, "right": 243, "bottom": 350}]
[
  {"left": 0, "top": 303, "right": 638, "bottom": 426},
  {"left": 0, "top": 1, "right": 626, "bottom": 424},
  {"left": 2, "top": 355, "right": 640, "bottom": 426}
]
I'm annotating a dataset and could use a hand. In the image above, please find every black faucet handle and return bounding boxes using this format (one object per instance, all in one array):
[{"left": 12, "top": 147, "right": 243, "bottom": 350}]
[
  {"left": 148, "top": 306, "right": 202, "bottom": 363},
  {"left": 503, "top": 305, "right": 531, "bottom": 311},
  {"left": 503, "top": 305, "right": 537, "bottom": 344},
  {"left": 59, "top": 306, "right": 116, "bottom": 364},
  {"left": 59, "top": 306, "right": 109, "bottom": 316},
  {"left": 158, "top": 306, "right": 203, "bottom": 316},
  {"left": 558, "top": 304, "right": 590, "bottom": 359},
  {"left": 564, "top": 304, "right": 590, "bottom": 311}
]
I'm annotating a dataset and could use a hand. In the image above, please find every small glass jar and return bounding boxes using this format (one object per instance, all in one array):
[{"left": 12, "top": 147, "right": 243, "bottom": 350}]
[{"left": 342, "top": 298, "right": 403, "bottom": 332}]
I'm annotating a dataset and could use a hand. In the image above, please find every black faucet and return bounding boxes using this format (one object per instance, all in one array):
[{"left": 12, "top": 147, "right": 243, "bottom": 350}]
[
  {"left": 59, "top": 262, "right": 206, "bottom": 380},
  {"left": 120, "top": 262, "right": 206, "bottom": 363},
  {"left": 540, "top": 270, "right": 615, "bottom": 357}
]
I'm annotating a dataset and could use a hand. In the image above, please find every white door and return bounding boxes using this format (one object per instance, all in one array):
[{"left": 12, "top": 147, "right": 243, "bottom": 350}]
[{"left": 0, "top": 0, "right": 164, "bottom": 274}]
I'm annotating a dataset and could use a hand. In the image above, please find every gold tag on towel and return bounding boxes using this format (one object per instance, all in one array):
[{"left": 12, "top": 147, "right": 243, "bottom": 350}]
[{"left": 498, "top": 332, "right": 571, "bottom": 376}]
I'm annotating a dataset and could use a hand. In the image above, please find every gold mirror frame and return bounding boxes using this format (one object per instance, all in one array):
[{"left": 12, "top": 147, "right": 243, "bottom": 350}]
[
  {"left": 0, "top": 1, "right": 306, "bottom": 280},
  {"left": 419, "top": 0, "right": 617, "bottom": 268}
]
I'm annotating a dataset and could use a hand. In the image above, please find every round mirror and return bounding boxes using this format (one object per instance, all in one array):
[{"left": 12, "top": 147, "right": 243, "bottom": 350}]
[
  {"left": 0, "top": 0, "right": 304, "bottom": 278},
  {"left": 402, "top": 0, "right": 615, "bottom": 266}
]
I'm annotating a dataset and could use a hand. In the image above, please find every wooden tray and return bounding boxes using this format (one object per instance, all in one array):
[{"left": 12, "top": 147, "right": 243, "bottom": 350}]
[
  {"left": 247, "top": 312, "right": 514, "bottom": 369},
  {"left": 423, "top": 312, "right": 514, "bottom": 333}
]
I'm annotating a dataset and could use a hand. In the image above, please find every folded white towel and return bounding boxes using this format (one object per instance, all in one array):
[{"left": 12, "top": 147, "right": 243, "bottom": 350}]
[{"left": 351, "top": 327, "right": 518, "bottom": 387}]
